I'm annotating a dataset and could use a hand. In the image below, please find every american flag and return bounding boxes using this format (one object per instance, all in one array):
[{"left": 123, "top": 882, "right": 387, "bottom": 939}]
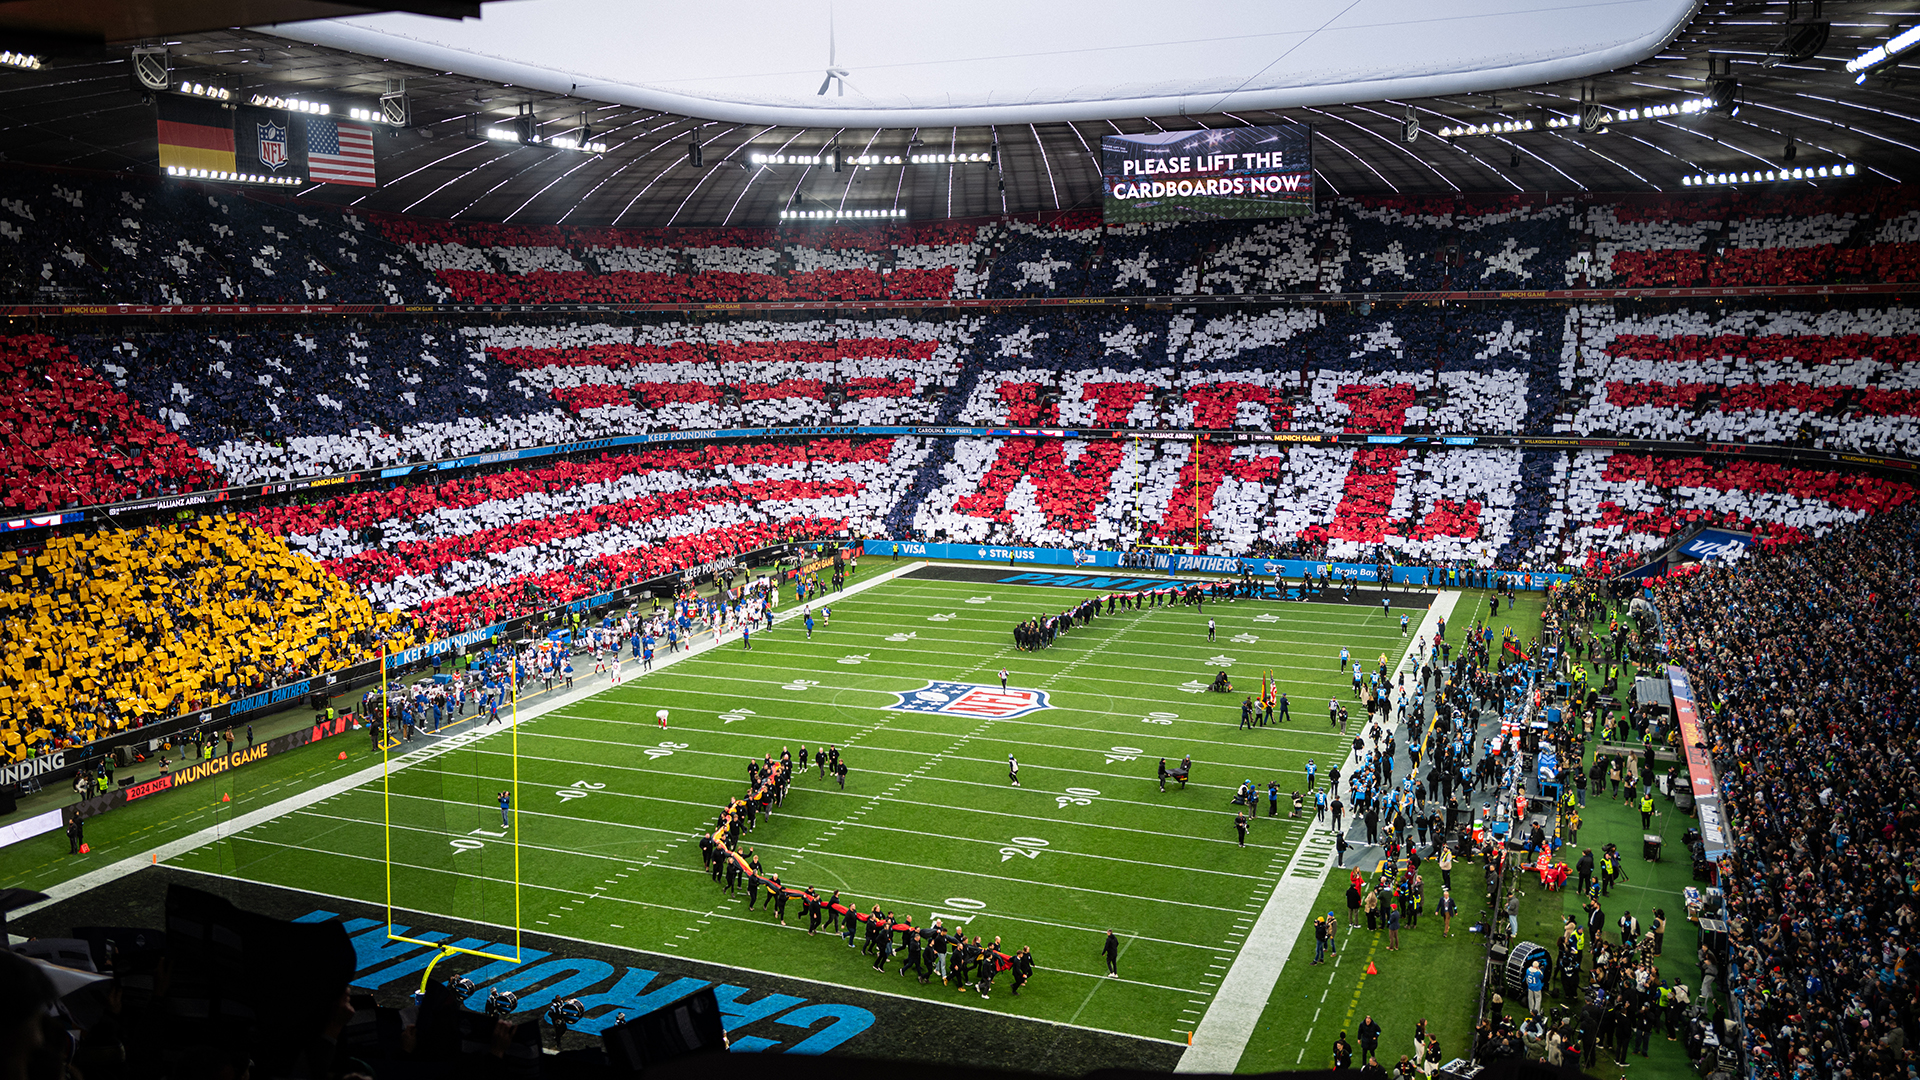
[{"left": 306, "top": 117, "right": 376, "bottom": 187}]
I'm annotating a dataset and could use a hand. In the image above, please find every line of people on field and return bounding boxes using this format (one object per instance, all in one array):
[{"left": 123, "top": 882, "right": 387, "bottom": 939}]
[{"left": 696, "top": 748, "right": 1037, "bottom": 1000}]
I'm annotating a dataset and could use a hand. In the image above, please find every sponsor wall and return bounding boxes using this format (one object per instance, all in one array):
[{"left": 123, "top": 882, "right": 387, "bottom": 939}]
[
  {"left": 863, "top": 539, "right": 1576, "bottom": 589},
  {"left": 44, "top": 713, "right": 364, "bottom": 833},
  {"left": 1668, "top": 665, "right": 1731, "bottom": 861}
]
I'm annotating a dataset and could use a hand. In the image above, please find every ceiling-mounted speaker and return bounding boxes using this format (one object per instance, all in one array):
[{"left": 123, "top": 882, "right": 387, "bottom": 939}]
[
  {"left": 1708, "top": 77, "right": 1740, "bottom": 116},
  {"left": 1778, "top": 20, "right": 1829, "bottom": 64},
  {"left": 131, "top": 47, "right": 169, "bottom": 91},
  {"left": 380, "top": 91, "right": 409, "bottom": 127}
]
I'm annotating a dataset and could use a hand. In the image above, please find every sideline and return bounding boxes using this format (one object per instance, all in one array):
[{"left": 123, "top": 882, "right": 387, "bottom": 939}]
[
  {"left": 1174, "top": 589, "right": 1461, "bottom": 1073},
  {"left": 8, "top": 560, "right": 932, "bottom": 927}
]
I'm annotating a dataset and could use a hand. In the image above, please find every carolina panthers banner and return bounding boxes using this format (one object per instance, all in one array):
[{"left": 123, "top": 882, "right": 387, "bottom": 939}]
[{"left": 1676, "top": 528, "right": 1754, "bottom": 563}]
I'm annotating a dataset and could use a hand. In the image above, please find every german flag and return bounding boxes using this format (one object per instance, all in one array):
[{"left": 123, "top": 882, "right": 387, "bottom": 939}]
[{"left": 156, "top": 95, "right": 234, "bottom": 173}]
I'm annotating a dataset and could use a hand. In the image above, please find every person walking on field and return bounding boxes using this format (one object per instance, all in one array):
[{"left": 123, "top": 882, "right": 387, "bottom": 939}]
[
  {"left": 1102, "top": 930, "right": 1120, "bottom": 978},
  {"left": 1008, "top": 755, "right": 1020, "bottom": 787}
]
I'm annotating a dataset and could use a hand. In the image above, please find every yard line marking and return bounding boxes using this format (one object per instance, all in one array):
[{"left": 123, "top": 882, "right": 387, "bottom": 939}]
[
  {"left": 454, "top": 741, "right": 1285, "bottom": 823},
  {"left": 554, "top": 692, "right": 1354, "bottom": 746},
  {"left": 1175, "top": 589, "right": 1457, "bottom": 1075},
  {"left": 273, "top": 812, "right": 1229, "bottom": 949},
  {"left": 11, "top": 560, "right": 1372, "bottom": 1054},
  {"left": 606, "top": 658, "right": 1367, "bottom": 734}
]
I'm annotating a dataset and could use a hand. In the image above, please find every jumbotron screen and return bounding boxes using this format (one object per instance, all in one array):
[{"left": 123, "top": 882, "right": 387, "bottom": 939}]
[{"left": 1101, "top": 124, "right": 1313, "bottom": 224}]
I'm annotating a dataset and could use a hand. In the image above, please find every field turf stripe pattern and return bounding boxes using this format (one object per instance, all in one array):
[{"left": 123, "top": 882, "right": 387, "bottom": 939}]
[{"left": 169, "top": 569, "right": 1408, "bottom": 1042}]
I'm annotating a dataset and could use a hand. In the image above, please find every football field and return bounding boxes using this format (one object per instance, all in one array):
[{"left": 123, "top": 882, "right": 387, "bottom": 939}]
[{"left": 168, "top": 563, "right": 1421, "bottom": 1046}]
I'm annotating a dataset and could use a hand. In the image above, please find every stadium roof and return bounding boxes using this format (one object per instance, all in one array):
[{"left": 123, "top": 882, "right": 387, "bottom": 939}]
[
  {"left": 0, "top": 0, "right": 1914, "bottom": 225},
  {"left": 269, "top": 0, "right": 1698, "bottom": 127}
]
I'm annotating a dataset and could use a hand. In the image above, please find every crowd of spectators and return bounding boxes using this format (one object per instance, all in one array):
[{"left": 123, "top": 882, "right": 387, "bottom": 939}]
[
  {"left": 1563, "top": 303, "right": 1920, "bottom": 456},
  {"left": 1651, "top": 503, "right": 1920, "bottom": 1080},
  {"left": 5, "top": 166, "right": 1918, "bottom": 306},
  {"left": 0, "top": 334, "right": 215, "bottom": 513},
  {"left": 0, "top": 515, "right": 416, "bottom": 761},
  {"left": 906, "top": 436, "right": 1915, "bottom": 570},
  {"left": 249, "top": 437, "right": 924, "bottom": 628},
  {"left": 0, "top": 168, "right": 438, "bottom": 305},
  {"left": 20, "top": 298, "right": 1912, "bottom": 521},
  {"left": 6, "top": 412, "right": 1902, "bottom": 766},
  {"left": 62, "top": 315, "right": 977, "bottom": 486},
  {"left": 6, "top": 161, "right": 1920, "bottom": 767}
]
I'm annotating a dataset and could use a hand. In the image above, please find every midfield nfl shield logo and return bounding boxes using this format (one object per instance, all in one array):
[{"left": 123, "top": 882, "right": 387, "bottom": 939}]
[
  {"left": 885, "top": 680, "right": 1051, "bottom": 719},
  {"left": 258, "top": 121, "right": 288, "bottom": 170}
]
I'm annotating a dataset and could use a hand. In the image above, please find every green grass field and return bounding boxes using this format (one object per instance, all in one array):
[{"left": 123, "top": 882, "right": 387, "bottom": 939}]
[{"left": 155, "top": 565, "right": 1415, "bottom": 1046}]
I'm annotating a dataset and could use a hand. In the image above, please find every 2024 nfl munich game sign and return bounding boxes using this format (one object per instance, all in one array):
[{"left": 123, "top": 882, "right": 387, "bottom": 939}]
[{"left": 886, "top": 681, "right": 1052, "bottom": 719}]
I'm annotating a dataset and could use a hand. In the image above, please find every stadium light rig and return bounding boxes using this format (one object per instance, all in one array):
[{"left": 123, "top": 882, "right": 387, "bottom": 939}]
[
  {"left": 346, "top": 105, "right": 409, "bottom": 127},
  {"left": 1541, "top": 98, "right": 1710, "bottom": 129},
  {"left": 164, "top": 165, "right": 304, "bottom": 186},
  {"left": 177, "top": 81, "right": 232, "bottom": 102},
  {"left": 1436, "top": 119, "right": 1535, "bottom": 138},
  {"left": 1683, "top": 163, "right": 1856, "bottom": 186},
  {"left": 1, "top": 51, "right": 43, "bottom": 70},
  {"left": 778, "top": 208, "right": 908, "bottom": 221},
  {"left": 249, "top": 93, "right": 329, "bottom": 114},
  {"left": 484, "top": 125, "right": 603, "bottom": 153},
  {"left": 1848, "top": 23, "right": 1920, "bottom": 81},
  {"left": 750, "top": 151, "right": 989, "bottom": 166}
]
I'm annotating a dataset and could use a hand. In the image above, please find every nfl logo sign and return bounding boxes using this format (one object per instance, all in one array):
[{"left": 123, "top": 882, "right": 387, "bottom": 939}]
[
  {"left": 885, "top": 680, "right": 1052, "bottom": 719},
  {"left": 258, "top": 121, "right": 288, "bottom": 170}
]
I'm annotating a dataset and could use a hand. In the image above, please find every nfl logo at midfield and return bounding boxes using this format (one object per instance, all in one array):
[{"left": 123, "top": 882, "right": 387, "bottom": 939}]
[
  {"left": 886, "top": 680, "right": 1051, "bottom": 719},
  {"left": 257, "top": 121, "right": 288, "bottom": 170}
]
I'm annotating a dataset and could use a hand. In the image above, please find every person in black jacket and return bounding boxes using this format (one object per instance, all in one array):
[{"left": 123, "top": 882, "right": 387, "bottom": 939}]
[
  {"left": 769, "top": 876, "right": 788, "bottom": 924},
  {"left": 900, "top": 923, "right": 923, "bottom": 980},
  {"left": 1010, "top": 946, "right": 1034, "bottom": 996},
  {"left": 1333, "top": 1032, "right": 1354, "bottom": 1072},
  {"left": 1101, "top": 929, "right": 1120, "bottom": 977},
  {"left": 1358, "top": 1015, "right": 1382, "bottom": 1063}
]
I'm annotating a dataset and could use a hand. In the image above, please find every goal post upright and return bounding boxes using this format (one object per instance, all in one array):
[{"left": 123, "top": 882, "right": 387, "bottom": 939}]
[{"left": 381, "top": 641, "right": 524, "bottom": 971}]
